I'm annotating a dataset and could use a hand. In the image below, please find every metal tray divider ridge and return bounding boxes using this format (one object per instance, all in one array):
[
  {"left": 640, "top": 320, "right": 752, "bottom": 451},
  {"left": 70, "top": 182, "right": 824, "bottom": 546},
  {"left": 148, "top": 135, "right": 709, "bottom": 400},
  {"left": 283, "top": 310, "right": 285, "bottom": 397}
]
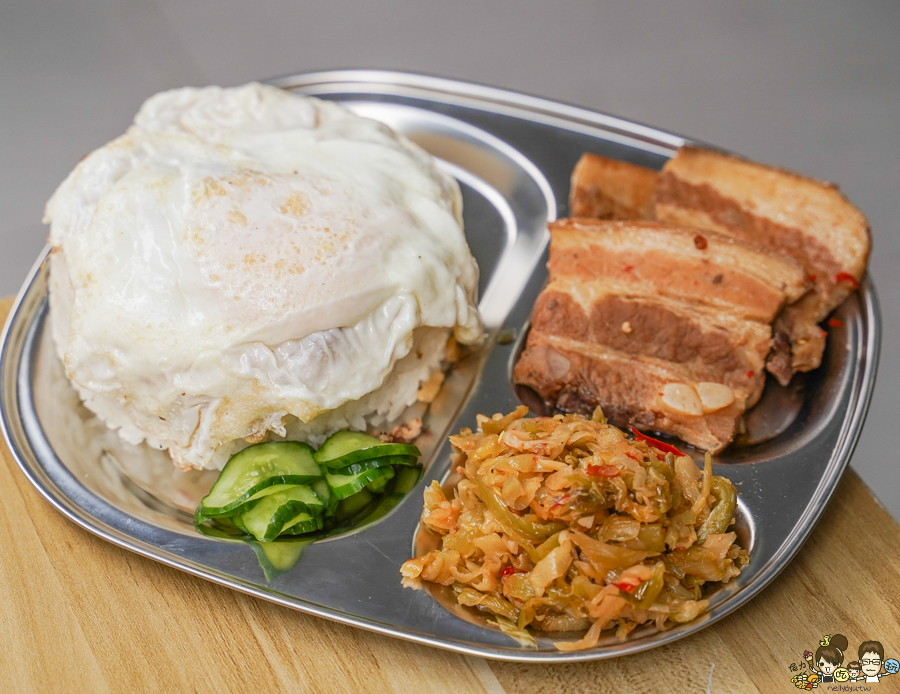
[{"left": 0, "top": 70, "right": 881, "bottom": 662}]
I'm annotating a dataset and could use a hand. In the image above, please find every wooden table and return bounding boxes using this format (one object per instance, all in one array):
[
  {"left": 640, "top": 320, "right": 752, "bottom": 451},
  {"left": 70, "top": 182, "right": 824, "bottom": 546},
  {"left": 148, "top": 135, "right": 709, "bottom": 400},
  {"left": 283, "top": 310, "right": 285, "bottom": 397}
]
[{"left": 2, "top": 298, "right": 898, "bottom": 694}]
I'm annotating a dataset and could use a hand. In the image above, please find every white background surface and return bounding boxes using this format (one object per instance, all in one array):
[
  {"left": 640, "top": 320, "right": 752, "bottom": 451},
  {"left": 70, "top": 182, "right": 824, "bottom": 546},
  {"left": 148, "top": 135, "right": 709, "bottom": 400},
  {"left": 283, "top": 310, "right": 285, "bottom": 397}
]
[{"left": 2, "top": 0, "right": 898, "bottom": 518}]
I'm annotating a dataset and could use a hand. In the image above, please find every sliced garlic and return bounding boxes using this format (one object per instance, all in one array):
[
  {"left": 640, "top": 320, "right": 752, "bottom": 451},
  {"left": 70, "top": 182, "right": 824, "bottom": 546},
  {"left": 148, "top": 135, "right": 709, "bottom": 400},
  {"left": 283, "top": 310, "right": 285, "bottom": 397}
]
[
  {"left": 696, "top": 382, "right": 735, "bottom": 413},
  {"left": 546, "top": 347, "right": 572, "bottom": 379},
  {"left": 660, "top": 383, "right": 703, "bottom": 416}
]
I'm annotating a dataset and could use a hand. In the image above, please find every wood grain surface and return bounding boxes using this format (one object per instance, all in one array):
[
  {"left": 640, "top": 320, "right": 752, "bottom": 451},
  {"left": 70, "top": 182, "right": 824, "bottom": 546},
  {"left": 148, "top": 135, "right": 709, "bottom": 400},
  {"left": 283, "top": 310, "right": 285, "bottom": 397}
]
[{"left": 1, "top": 297, "right": 898, "bottom": 694}]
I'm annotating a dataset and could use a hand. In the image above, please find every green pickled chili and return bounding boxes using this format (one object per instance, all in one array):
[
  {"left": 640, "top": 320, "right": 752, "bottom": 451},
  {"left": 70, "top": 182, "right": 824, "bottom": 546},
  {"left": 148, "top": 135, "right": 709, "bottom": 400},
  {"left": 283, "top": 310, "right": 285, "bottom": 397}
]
[
  {"left": 636, "top": 523, "right": 665, "bottom": 553},
  {"left": 528, "top": 530, "right": 563, "bottom": 563},
  {"left": 633, "top": 562, "right": 665, "bottom": 609},
  {"left": 455, "top": 583, "right": 519, "bottom": 622},
  {"left": 475, "top": 478, "right": 565, "bottom": 545},
  {"left": 697, "top": 477, "right": 737, "bottom": 543},
  {"left": 666, "top": 546, "right": 729, "bottom": 582}
]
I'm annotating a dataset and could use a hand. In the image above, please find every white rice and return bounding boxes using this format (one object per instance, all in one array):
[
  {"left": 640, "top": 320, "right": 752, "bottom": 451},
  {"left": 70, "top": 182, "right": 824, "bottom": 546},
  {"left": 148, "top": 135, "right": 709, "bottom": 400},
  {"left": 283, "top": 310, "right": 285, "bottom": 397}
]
[{"left": 204, "top": 325, "right": 450, "bottom": 469}]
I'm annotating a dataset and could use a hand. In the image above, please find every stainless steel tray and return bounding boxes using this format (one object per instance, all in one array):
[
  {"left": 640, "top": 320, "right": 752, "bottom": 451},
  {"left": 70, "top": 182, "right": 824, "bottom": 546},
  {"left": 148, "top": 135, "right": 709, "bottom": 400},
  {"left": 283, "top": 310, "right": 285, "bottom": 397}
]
[{"left": 0, "top": 70, "right": 880, "bottom": 662}]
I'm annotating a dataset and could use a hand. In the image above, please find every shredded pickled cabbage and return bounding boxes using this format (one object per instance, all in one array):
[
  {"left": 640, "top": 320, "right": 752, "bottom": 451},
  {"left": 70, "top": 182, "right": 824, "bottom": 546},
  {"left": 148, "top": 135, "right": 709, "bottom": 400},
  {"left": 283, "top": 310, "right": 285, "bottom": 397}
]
[{"left": 400, "top": 407, "right": 748, "bottom": 651}]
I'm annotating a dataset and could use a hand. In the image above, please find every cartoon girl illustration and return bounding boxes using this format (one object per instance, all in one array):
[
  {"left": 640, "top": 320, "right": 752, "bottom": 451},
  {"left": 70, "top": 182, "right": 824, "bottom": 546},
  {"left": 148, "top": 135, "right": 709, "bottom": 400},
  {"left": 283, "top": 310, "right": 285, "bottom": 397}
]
[
  {"left": 858, "top": 640, "right": 897, "bottom": 683},
  {"left": 809, "top": 634, "right": 849, "bottom": 683}
]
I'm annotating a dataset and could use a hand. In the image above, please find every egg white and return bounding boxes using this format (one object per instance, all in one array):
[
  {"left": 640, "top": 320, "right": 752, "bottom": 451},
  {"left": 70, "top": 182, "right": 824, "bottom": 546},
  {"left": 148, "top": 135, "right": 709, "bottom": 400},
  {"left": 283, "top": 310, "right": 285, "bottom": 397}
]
[{"left": 45, "top": 83, "right": 482, "bottom": 469}]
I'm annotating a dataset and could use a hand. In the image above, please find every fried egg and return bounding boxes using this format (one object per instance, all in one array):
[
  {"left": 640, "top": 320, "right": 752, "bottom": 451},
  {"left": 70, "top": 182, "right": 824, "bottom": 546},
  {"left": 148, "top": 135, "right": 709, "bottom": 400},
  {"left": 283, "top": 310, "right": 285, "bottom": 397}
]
[{"left": 44, "top": 83, "right": 482, "bottom": 470}]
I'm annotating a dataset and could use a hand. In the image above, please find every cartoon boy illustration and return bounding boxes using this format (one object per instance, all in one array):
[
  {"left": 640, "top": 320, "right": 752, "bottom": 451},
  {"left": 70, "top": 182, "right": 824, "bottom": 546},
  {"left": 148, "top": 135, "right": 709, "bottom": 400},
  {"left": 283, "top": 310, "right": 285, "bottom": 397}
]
[
  {"left": 846, "top": 661, "right": 861, "bottom": 682},
  {"left": 809, "top": 634, "right": 849, "bottom": 683},
  {"left": 858, "top": 640, "right": 897, "bottom": 683}
]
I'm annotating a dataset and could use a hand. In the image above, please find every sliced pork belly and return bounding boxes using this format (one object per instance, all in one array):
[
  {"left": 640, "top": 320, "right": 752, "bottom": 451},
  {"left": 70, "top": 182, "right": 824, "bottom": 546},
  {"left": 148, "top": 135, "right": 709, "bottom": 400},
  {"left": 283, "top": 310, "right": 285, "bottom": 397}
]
[
  {"left": 515, "top": 332, "right": 744, "bottom": 453},
  {"left": 547, "top": 220, "right": 808, "bottom": 321},
  {"left": 570, "top": 153, "right": 658, "bottom": 219},
  {"left": 530, "top": 280, "right": 772, "bottom": 407},
  {"left": 654, "top": 146, "right": 870, "bottom": 381},
  {"left": 513, "top": 219, "right": 808, "bottom": 452}
]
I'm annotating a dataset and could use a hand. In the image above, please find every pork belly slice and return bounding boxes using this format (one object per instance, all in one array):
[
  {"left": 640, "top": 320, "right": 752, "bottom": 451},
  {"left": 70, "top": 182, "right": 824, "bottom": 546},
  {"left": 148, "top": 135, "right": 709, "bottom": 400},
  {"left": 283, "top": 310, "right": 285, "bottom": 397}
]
[
  {"left": 570, "top": 153, "right": 658, "bottom": 219},
  {"left": 515, "top": 219, "right": 809, "bottom": 451},
  {"left": 532, "top": 278, "right": 771, "bottom": 407},
  {"left": 513, "top": 332, "right": 744, "bottom": 453},
  {"left": 548, "top": 219, "right": 808, "bottom": 323},
  {"left": 654, "top": 146, "right": 870, "bottom": 380}
]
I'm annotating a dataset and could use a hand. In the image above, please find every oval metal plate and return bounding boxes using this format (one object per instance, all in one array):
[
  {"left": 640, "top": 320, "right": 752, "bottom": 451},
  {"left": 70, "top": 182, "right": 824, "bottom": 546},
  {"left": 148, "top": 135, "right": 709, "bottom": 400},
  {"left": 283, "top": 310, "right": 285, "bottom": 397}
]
[{"left": 0, "top": 70, "right": 881, "bottom": 662}]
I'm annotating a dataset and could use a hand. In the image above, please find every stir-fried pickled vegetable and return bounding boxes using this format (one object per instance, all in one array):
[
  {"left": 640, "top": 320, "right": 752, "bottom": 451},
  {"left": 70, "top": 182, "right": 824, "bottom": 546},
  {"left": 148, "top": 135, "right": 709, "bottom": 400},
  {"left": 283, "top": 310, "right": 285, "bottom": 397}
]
[{"left": 400, "top": 407, "right": 748, "bottom": 651}]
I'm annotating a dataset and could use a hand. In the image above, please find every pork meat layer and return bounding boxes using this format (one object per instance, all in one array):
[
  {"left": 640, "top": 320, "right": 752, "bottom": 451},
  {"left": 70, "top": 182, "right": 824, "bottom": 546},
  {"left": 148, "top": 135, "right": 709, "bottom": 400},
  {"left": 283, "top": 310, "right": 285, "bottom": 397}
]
[
  {"left": 568, "top": 147, "right": 870, "bottom": 384},
  {"left": 513, "top": 219, "right": 807, "bottom": 452},
  {"left": 570, "top": 153, "right": 658, "bottom": 220},
  {"left": 655, "top": 146, "right": 870, "bottom": 382}
]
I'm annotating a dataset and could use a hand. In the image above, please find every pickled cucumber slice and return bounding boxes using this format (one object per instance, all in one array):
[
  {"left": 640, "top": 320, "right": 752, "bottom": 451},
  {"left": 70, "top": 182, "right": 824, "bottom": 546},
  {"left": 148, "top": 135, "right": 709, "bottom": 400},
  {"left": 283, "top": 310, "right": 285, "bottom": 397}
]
[
  {"left": 238, "top": 484, "right": 325, "bottom": 542},
  {"left": 200, "top": 441, "right": 322, "bottom": 516},
  {"left": 325, "top": 465, "right": 395, "bottom": 500},
  {"left": 313, "top": 430, "right": 420, "bottom": 469}
]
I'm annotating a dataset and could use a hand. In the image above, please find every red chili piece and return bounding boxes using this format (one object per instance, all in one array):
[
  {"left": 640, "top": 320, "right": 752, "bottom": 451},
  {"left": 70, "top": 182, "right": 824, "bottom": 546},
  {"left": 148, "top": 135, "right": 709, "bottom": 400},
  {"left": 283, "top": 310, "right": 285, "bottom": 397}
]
[
  {"left": 745, "top": 370, "right": 755, "bottom": 379},
  {"left": 835, "top": 272, "right": 859, "bottom": 289},
  {"left": 611, "top": 581, "right": 638, "bottom": 593},
  {"left": 827, "top": 318, "right": 843, "bottom": 328},
  {"left": 629, "top": 426, "right": 685, "bottom": 456},
  {"left": 623, "top": 265, "right": 634, "bottom": 272},
  {"left": 586, "top": 464, "right": 621, "bottom": 477},
  {"left": 501, "top": 566, "right": 516, "bottom": 578},
  {"left": 808, "top": 274, "right": 817, "bottom": 282},
  {"left": 551, "top": 494, "right": 573, "bottom": 508},
  {"left": 693, "top": 234, "right": 707, "bottom": 250}
]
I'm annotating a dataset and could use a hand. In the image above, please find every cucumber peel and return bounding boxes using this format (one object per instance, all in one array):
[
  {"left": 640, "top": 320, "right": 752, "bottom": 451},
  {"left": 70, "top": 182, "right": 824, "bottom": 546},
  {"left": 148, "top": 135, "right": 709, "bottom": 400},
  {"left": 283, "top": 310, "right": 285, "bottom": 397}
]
[
  {"left": 200, "top": 441, "right": 321, "bottom": 516},
  {"left": 239, "top": 484, "right": 325, "bottom": 541},
  {"left": 326, "top": 465, "right": 394, "bottom": 500},
  {"left": 314, "top": 431, "right": 420, "bottom": 468},
  {"left": 195, "top": 432, "right": 424, "bottom": 576}
]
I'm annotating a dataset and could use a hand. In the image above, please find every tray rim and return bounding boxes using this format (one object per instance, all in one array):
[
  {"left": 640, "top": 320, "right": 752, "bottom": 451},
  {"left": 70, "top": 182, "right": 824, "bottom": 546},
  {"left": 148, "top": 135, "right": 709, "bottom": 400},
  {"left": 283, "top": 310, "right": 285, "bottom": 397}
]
[
  {"left": 269, "top": 68, "right": 687, "bottom": 158},
  {"left": 0, "top": 69, "right": 882, "bottom": 663}
]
